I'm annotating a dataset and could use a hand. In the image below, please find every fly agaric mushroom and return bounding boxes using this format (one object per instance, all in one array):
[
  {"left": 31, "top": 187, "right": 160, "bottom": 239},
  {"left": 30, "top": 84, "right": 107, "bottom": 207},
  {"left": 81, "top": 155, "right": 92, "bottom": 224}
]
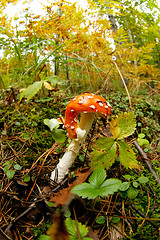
[{"left": 50, "top": 93, "right": 111, "bottom": 183}]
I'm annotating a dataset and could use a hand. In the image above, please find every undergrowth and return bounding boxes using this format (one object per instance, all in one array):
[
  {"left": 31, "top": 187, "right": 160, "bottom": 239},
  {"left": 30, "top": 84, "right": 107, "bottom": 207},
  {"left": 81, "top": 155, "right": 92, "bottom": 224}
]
[{"left": 0, "top": 89, "right": 159, "bottom": 239}]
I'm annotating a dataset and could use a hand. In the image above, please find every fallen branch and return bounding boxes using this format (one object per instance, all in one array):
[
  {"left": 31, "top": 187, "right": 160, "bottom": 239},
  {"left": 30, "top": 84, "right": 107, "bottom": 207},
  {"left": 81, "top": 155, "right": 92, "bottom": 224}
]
[{"left": 133, "top": 140, "right": 160, "bottom": 185}]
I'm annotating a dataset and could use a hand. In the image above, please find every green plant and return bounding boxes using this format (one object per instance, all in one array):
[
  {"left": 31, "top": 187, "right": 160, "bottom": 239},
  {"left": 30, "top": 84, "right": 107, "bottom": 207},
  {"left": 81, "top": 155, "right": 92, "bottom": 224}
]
[
  {"left": 65, "top": 217, "right": 92, "bottom": 240},
  {"left": 96, "top": 215, "right": 106, "bottom": 224},
  {"left": 20, "top": 76, "right": 62, "bottom": 101},
  {"left": 32, "top": 221, "right": 51, "bottom": 240},
  {"left": 137, "top": 133, "right": 149, "bottom": 147},
  {"left": 72, "top": 168, "right": 122, "bottom": 199},
  {"left": 44, "top": 118, "right": 66, "bottom": 143},
  {"left": 3, "top": 161, "right": 22, "bottom": 179},
  {"left": 119, "top": 174, "right": 149, "bottom": 199},
  {"left": 91, "top": 112, "right": 139, "bottom": 170}
]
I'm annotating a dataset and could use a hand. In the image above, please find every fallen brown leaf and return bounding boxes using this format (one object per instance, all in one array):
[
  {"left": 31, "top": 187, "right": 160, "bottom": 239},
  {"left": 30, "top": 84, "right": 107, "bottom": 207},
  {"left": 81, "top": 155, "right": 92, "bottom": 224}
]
[{"left": 49, "top": 168, "right": 92, "bottom": 207}]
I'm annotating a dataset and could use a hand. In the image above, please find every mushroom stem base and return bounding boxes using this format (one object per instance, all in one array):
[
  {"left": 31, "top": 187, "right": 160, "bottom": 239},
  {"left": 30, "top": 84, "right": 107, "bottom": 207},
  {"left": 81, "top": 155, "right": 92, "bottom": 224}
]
[{"left": 50, "top": 112, "right": 95, "bottom": 183}]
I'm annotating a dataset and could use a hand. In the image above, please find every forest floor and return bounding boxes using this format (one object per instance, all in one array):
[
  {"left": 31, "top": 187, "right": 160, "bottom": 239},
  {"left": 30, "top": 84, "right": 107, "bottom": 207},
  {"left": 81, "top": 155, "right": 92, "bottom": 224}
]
[{"left": 0, "top": 88, "right": 160, "bottom": 240}]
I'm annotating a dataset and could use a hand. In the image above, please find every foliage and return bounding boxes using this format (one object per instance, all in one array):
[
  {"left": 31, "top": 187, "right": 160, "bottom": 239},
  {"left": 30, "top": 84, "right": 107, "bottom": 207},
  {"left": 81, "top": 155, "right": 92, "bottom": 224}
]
[
  {"left": 44, "top": 118, "right": 66, "bottom": 143},
  {"left": 91, "top": 112, "right": 139, "bottom": 169},
  {"left": 119, "top": 174, "right": 149, "bottom": 199},
  {"left": 32, "top": 221, "right": 51, "bottom": 240},
  {"left": 72, "top": 168, "right": 122, "bottom": 199},
  {"left": 137, "top": 133, "right": 149, "bottom": 146},
  {"left": 65, "top": 217, "right": 92, "bottom": 240},
  {"left": 19, "top": 76, "right": 61, "bottom": 101},
  {"left": 3, "top": 160, "right": 22, "bottom": 179},
  {"left": 0, "top": 89, "right": 159, "bottom": 239},
  {"left": 1, "top": 0, "right": 160, "bottom": 93}
]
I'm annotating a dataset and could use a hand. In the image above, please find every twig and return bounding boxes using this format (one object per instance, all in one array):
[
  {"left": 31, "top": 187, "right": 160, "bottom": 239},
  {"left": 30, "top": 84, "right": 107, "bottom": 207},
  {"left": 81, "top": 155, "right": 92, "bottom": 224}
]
[
  {"left": 4, "top": 203, "right": 35, "bottom": 235},
  {"left": 131, "top": 205, "right": 159, "bottom": 228},
  {"left": 73, "top": 206, "right": 81, "bottom": 240},
  {"left": 26, "top": 148, "right": 53, "bottom": 201},
  {"left": 133, "top": 140, "right": 160, "bottom": 185}
]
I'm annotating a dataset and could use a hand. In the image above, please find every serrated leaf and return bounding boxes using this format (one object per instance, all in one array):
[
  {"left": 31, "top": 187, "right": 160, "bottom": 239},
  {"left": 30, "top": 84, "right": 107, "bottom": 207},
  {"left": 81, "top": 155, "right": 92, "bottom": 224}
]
[
  {"left": 39, "top": 235, "right": 50, "bottom": 240},
  {"left": 118, "top": 140, "right": 139, "bottom": 169},
  {"left": 99, "top": 178, "right": 122, "bottom": 197},
  {"left": 91, "top": 137, "right": 116, "bottom": 169},
  {"left": 72, "top": 169, "right": 122, "bottom": 199},
  {"left": 110, "top": 112, "right": 136, "bottom": 140},
  {"left": 72, "top": 183, "right": 98, "bottom": 199},
  {"left": 47, "top": 201, "right": 55, "bottom": 207},
  {"left": 65, "top": 217, "right": 89, "bottom": 239},
  {"left": 89, "top": 168, "right": 106, "bottom": 188},
  {"left": 20, "top": 81, "right": 43, "bottom": 101}
]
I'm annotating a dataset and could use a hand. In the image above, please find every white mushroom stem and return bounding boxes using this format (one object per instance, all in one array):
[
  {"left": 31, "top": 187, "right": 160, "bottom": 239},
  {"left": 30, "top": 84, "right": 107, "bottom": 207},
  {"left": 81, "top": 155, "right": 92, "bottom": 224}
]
[{"left": 50, "top": 112, "right": 95, "bottom": 183}]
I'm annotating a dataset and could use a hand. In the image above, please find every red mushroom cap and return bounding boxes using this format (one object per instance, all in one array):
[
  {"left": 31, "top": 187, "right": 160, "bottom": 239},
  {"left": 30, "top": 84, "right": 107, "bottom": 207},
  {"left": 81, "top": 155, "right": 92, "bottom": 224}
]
[{"left": 64, "top": 93, "right": 111, "bottom": 139}]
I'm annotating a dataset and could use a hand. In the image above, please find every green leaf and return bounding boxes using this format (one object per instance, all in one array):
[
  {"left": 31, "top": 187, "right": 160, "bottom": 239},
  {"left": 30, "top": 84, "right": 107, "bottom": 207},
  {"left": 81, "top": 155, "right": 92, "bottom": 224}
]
[
  {"left": 3, "top": 165, "right": 9, "bottom": 173},
  {"left": 122, "top": 174, "right": 134, "bottom": 180},
  {"left": 20, "top": 81, "right": 43, "bottom": 101},
  {"left": 72, "top": 183, "right": 97, "bottom": 199},
  {"left": 127, "top": 187, "right": 139, "bottom": 199},
  {"left": 39, "top": 235, "right": 50, "bottom": 240},
  {"left": 44, "top": 118, "right": 61, "bottom": 131},
  {"left": 47, "top": 201, "right": 55, "bottom": 207},
  {"left": 96, "top": 216, "right": 106, "bottom": 224},
  {"left": 118, "top": 140, "right": 139, "bottom": 169},
  {"left": 137, "top": 176, "right": 149, "bottom": 184},
  {"left": 90, "top": 137, "right": 116, "bottom": 169},
  {"left": 133, "top": 181, "right": 139, "bottom": 188},
  {"left": 111, "top": 217, "right": 121, "bottom": 223},
  {"left": 6, "top": 170, "right": 15, "bottom": 179},
  {"left": 120, "top": 182, "right": 130, "bottom": 191},
  {"left": 23, "top": 174, "right": 30, "bottom": 182},
  {"left": 89, "top": 168, "right": 106, "bottom": 188},
  {"left": 52, "top": 128, "right": 66, "bottom": 143},
  {"left": 110, "top": 112, "right": 136, "bottom": 140},
  {"left": 99, "top": 178, "right": 122, "bottom": 197},
  {"left": 137, "top": 138, "right": 149, "bottom": 146},
  {"left": 4, "top": 161, "right": 10, "bottom": 166},
  {"left": 72, "top": 169, "right": 122, "bottom": 199},
  {"left": 65, "top": 217, "right": 90, "bottom": 240},
  {"left": 23, "top": 134, "right": 30, "bottom": 140},
  {"left": 46, "top": 75, "right": 62, "bottom": 85},
  {"left": 138, "top": 133, "right": 145, "bottom": 139},
  {"left": 15, "top": 122, "right": 21, "bottom": 126},
  {"left": 14, "top": 164, "right": 22, "bottom": 170}
]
